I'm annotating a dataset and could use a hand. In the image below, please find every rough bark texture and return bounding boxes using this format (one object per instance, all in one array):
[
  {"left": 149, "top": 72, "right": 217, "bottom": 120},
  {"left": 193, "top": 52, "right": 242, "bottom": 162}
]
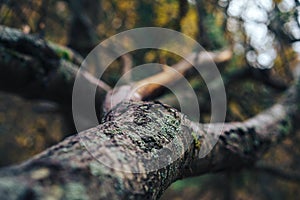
[
  {"left": 1, "top": 26, "right": 300, "bottom": 200},
  {"left": 0, "top": 71, "right": 299, "bottom": 199}
]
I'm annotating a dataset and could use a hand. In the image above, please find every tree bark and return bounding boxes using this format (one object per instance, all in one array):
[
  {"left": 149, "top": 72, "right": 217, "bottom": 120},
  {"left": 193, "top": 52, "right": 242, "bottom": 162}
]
[
  {"left": 0, "top": 70, "right": 299, "bottom": 199},
  {"left": 0, "top": 26, "right": 300, "bottom": 200}
]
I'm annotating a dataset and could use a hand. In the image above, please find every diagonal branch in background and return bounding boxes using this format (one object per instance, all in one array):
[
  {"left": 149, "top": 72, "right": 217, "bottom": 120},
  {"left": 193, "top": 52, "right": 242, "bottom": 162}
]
[
  {"left": 134, "top": 49, "right": 232, "bottom": 99},
  {"left": 0, "top": 63, "right": 299, "bottom": 199},
  {"left": 104, "top": 49, "right": 232, "bottom": 111},
  {"left": 0, "top": 25, "right": 232, "bottom": 116}
]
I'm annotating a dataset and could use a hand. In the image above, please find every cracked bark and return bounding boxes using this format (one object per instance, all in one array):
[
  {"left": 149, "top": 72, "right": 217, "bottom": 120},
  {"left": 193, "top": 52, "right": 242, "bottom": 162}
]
[
  {"left": 0, "top": 70, "right": 299, "bottom": 199},
  {"left": 0, "top": 26, "right": 300, "bottom": 199}
]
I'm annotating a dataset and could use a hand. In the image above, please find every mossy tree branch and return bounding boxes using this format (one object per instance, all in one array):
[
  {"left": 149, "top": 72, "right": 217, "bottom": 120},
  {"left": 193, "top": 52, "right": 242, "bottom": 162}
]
[
  {"left": 0, "top": 25, "right": 300, "bottom": 199},
  {"left": 0, "top": 66, "right": 299, "bottom": 199},
  {"left": 0, "top": 26, "right": 110, "bottom": 105}
]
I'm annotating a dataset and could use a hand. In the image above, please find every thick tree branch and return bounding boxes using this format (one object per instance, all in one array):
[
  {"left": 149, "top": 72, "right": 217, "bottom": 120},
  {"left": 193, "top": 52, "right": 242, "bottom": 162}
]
[
  {"left": 1, "top": 25, "right": 231, "bottom": 114},
  {"left": 0, "top": 26, "right": 110, "bottom": 105},
  {"left": 1, "top": 25, "right": 300, "bottom": 199},
  {"left": 0, "top": 64, "right": 299, "bottom": 199}
]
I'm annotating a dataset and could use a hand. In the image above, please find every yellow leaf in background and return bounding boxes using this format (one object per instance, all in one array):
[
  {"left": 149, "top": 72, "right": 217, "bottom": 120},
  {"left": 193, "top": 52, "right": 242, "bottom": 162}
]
[
  {"left": 155, "top": 0, "right": 178, "bottom": 26},
  {"left": 180, "top": 7, "right": 198, "bottom": 39}
]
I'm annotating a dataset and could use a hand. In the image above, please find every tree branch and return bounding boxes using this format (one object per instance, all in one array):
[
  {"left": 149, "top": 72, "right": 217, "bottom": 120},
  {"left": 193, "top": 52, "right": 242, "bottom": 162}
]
[
  {"left": 0, "top": 26, "right": 109, "bottom": 105},
  {"left": 104, "top": 49, "right": 232, "bottom": 111},
  {"left": 1, "top": 25, "right": 300, "bottom": 199},
  {"left": 0, "top": 64, "right": 299, "bottom": 199}
]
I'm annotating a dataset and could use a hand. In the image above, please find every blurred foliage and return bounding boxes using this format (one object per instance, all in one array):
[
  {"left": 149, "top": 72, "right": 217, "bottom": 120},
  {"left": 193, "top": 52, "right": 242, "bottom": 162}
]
[
  {"left": 0, "top": 91, "right": 71, "bottom": 166},
  {"left": 1, "top": 0, "right": 300, "bottom": 199}
]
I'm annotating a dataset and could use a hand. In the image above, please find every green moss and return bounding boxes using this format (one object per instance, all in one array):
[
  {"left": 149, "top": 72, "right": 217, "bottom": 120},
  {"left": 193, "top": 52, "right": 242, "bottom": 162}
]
[
  {"left": 191, "top": 132, "right": 201, "bottom": 150},
  {"left": 89, "top": 161, "right": 106, "bottom": 177},
  {"left": 48, "top": 42, "right": 72, "bottom": 61},
  {"left": 160, "top": 114, "right": 180, "bottom": 138}
]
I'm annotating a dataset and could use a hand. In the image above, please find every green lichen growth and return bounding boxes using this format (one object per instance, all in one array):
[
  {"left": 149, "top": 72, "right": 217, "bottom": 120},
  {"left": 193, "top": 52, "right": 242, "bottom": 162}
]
[
  {"left": 192, "top": 132, "right": 201, "bottom": 150},
  {"left": 160, "top": 114, "right": 180, "bottom": 137},
  {"left": 279, "top": 117, "right": 292, "bottom": 136},
  {"left": 89, "top": 161, "right": 106, "bottom": 177},
  {"left": 228, "top": 132, "right": 239, "bottom": 141},
  {"left": 64, "top": 183, "right": 88, "bottom": 200}
]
